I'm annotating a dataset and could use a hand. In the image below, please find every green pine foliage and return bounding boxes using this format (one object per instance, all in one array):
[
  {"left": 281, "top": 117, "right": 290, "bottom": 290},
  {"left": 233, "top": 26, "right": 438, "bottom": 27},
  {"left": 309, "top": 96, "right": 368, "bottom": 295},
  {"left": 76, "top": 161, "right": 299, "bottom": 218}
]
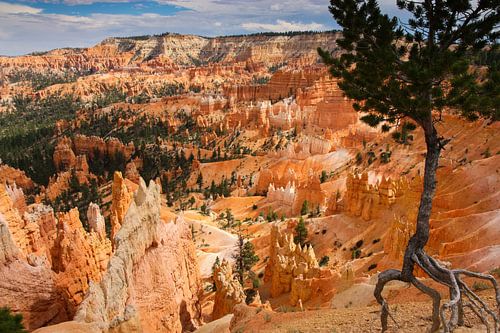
[
  {"left": 319, "top": 0, "right": 498, "bottom": 130},
  {"left": 0, "top": 93, "right": 80, "bottom": 186},
  {"left": 233, "top": 233, "right": 259, "bottom": 285},
  {"left": 0, "top": 307, "right": 27, "bottom": 333},
  {"left": 294, "top": 217, "right": 308, "bottom": 247},
  {"left": 300, "top": 200, "right": 309, "bottom": 216}
]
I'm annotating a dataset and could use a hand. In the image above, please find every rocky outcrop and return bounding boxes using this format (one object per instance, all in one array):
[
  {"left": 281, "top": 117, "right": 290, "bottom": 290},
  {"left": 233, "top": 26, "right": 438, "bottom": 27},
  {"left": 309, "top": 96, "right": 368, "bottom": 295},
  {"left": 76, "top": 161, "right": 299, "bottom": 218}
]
[
  {"left": 6, "top": 182, "right": 27, "bottom": 214},
  {"left": 0, "top": 164, "right": 34, "bottom": 191},
  {"left": 0, "top": 181, "right": 112, "bottom": 326},
  {"left": 109, "top": 171, "right": 133, "bottom": 245},
  {"left": 53, "top": 138, "right": 77, "bottom": 171},
  {"left": 52, "top": 208, "right": 112, "bottom": 315},
  {"left": 264, "top": 224, "right": 335, "bottom": 306},
  {"left": 212, "top": 259, "right": 246, "bottom": 320},
  {"left": 265, "top": 175, "right": 327, "bottom": 216},
  {"left": 44, "top": 156, "right": 93, "bottom": 201},
  {"left": 0, "top": 187, "right": 68, "bottom": 330},
  {"left": 87, "top": 203, "right": 106, "bottom": 240},
  {"left": 0, "top": 32, "right": 340, "bottom": 74},
  {"left": 22, "top": 204, "right": 58, "bottom": 262},
  {"left": 0, "top": 183, "right": 31, "bottom": 253},
  {"left": 224, "top": 68, "right": 326, "bottom": 102},
  {"left": 343, "top": 172, "right": 412, "bottom": 221},
  {"left": 75, "top": 178, "right": 202, "bottom": 332},
  {"left": 73, "top": 135, "right": 135, "bottom": 161},
  {"left": 269, "top": 136, "right": 333, "bottom": 159},
  {"left": 383, "top": 216, "right": 416, "bottom": 266}
]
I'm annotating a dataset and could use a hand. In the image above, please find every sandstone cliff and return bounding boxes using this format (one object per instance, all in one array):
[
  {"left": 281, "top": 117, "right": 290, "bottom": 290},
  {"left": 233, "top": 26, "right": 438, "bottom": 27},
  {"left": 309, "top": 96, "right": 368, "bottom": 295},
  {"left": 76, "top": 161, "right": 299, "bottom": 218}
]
[
  {"left": 0, "top": 185, "right": 68, "bottom": 330},
  {"left": 0, "top": 32, "right": 340, "bottom": 74},
  {"left": 75, "top": 178, "right": 203, "bottom": 332},
  {"left": 109, "top": 171, "right": 133, "bottom": 245}
]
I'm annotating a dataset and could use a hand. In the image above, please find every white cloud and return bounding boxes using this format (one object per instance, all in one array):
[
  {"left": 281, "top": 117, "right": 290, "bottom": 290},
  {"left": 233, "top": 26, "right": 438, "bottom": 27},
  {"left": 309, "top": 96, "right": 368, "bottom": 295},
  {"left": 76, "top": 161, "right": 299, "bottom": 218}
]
[
  {"left": 0, "top": 2, "right": 42, "bottom": 14},
  {"left": 242, "top": 19, "right": 325, "bottom": 32},
  {"left": 0, "top": 0, "right": 339, "bottom": 55}
]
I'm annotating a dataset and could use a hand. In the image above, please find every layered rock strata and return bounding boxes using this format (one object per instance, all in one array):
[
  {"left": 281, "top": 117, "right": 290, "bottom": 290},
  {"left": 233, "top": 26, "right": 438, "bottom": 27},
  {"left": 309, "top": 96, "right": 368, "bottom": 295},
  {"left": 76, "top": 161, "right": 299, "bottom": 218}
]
[{"left": 75, "top": 179, "right": 203, "bottom": 332}]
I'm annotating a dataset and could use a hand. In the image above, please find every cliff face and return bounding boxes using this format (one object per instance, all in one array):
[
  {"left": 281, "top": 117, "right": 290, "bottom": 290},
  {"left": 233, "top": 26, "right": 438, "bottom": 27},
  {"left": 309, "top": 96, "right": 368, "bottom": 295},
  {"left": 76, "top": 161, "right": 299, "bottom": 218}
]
[
  {"left": 109, "top": 171, "right": 133, "bottom": 245},
  {"left": 0, "top": 174, "right": 203, "bottom": 332},
  {"left": 0, "top": 182, "right": 115, "bottom": 329},
  {"left": 52, "top": 208, "right": 112, "bottom": 314},
  {"left": 75, "top": 178, "right": 202, "bottom": 332},
  {"left": 0, "top": 185, "right": 68, "bottom": 330},
  {"left": 0, "top": 165, "right": 34, "bottom": 191},
  {"left": 0, "top": 32, "right": 340, "bottom": 73}
]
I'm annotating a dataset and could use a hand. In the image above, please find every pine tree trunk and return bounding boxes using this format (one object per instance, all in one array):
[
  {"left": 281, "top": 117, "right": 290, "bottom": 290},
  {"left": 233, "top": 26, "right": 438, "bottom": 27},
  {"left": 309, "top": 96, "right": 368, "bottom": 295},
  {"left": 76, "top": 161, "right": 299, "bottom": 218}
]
[
  {"left": 375, "top": 117, "right": 500, "bottom": 332},
  {"left": 402, "top": 119, "right": 441, "bottom": 281}
]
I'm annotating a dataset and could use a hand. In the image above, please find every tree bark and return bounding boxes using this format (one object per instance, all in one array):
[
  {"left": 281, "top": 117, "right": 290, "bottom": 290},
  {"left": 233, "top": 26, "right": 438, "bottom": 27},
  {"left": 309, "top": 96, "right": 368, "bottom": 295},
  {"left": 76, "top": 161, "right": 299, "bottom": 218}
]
[{"left": 401, "top": 117, "right": 441, "bottom": 281}]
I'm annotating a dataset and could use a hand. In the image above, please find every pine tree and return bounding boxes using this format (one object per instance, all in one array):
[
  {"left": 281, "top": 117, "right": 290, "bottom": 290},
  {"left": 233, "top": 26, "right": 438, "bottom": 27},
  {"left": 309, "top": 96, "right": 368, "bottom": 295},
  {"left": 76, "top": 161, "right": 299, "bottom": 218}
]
[
  {"left": 319, "top": 0, "right": 498, "bottom": 331},
  {"left": 0, "top": 307, "right": 27, "bottom": 333},
  {"left": 196, "top": 173, "right": 203, "bottom": 189},
  {"left": 320, "top": 170, "right": 328, "bottom": 183},
  {"left": 211, "top": 256, "right": 220, "bottom": 291},
  {"left": 300, "top": 200, "right": 309, "bottom": 216},
  {"left": 233, "top": 233, "right": 259, "bottom": 285},
  {"left": 294, "top": 217, "right": 308, "bottom": 247}
]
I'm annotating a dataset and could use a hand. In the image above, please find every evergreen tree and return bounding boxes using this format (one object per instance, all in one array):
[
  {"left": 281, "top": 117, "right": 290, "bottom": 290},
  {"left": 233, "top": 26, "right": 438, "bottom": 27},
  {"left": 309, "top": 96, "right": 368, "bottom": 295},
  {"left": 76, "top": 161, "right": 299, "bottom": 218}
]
[
  {"left": 294, "top": 217, "right": 308, "bottom": 247},
  {"left": 196, "top": 173, "right": 203, "bottom": 190},
  {"left": 0, "top": 307, "right": 27, "bottom": 333},
  {"left": 300, "top": 200, "right": 309, "bottom": 216},
  {"left": 320, "top": 170, "right": 328, "bottom": 183},
  {"left": 233, "top": 232, "right": 259, "bottom": 285},
  {"left": 211, "top": 256, "right": 220, "bottom": 291},
  {"left": 319, "top": 0, "right": 498, "bottom": 331}
]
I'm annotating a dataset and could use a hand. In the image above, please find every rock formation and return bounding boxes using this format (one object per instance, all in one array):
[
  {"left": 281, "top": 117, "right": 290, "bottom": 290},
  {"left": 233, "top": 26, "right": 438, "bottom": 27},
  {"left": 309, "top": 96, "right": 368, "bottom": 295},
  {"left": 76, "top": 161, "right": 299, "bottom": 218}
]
[
  {"left": 264, "top": 224, "right": 335, "bottom": 306},
  {"left": 0, "top": 32, "right": 341, "bottom": 74},
  {"left": 265, "top": 175, "right": 327, "bottom": 216},
  {"left": 0, "top": 165, "right": 34, "bottom": 191},
  {"left": 212, "top": 259, "right": 246, "bottom": 320},
  {"left": 74, "top": 178, "right": 203, "bottom": 332},
  {"left": 383, "top": 215, "right": 416, "bottom": 266},
  {"left": 109, "top": 171, "right": 133, "bottom": 245},
  {"left": 343, "top": 172, "right": 410, "bottom": 221},
  {"left": 6, "top": 182, "right": 27, "bottom": 214},
  {"left": 0, "top": 181, "right": 113, "bottom": 328},
  {"left": 53, "top": 138, "right": 77, "bottom": 171},
  {"left": 87, "top": 203, "right": 106, "bottom": 239},
  {"left": 0, "top": 186, "right": 68, "bottom": 330},
  {"left": 52, "top": 208, "right": 112, "bottom": 315}
]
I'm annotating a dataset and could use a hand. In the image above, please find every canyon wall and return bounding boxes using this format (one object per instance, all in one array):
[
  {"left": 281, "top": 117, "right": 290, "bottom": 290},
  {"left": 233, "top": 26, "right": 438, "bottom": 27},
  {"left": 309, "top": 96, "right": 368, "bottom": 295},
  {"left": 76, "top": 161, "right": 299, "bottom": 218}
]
[
  {"left": 0, "top": 32, "right": 340, "bottom": 73},
  {"left": 0, "top": 182, "right": 112, "bottom": 329},
  {"left": 75, "top": 178, "right": 203, "bottom": 332}
]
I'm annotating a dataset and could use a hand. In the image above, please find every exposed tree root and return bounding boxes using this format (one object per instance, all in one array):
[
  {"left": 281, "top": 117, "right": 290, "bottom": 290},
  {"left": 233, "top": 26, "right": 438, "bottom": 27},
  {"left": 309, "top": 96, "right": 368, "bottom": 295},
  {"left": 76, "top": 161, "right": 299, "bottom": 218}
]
[{"left": 374, "top": 249, "right": 500, "bottom": 332}]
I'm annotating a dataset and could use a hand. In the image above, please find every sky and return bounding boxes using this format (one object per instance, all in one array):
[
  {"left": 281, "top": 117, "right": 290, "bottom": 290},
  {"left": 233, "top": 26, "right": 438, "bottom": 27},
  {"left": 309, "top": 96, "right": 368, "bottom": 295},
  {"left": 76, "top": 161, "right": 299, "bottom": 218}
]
[{"left": 0, "top": 0, "right": 403, "bottom": 56}]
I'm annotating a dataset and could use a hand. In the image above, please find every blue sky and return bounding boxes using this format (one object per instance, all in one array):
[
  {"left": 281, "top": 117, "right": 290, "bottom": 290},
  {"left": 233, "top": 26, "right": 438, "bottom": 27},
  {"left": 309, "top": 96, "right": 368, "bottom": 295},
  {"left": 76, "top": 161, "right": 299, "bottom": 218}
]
[
  {"left": 30, "top": 1, "right": 184, "bottom": 16},
  {"left": 0, "top": 0, "right": 402, "bottom": 56}
]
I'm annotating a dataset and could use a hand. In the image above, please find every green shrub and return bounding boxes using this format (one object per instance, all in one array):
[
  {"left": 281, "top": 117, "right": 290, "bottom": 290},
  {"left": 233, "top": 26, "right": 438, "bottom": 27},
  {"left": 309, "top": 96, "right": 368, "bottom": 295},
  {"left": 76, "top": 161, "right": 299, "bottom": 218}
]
[
  {"left": 0, "top": 307, "right": 27, "bottom": 333},
  {"left": 319, "top": 255, "right": 330, "bottom": 267}
]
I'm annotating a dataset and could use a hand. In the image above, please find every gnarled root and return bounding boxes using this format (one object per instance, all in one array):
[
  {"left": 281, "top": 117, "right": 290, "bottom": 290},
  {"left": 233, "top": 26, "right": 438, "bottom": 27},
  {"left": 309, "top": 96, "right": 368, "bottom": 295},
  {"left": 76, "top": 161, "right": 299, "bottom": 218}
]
[{"left": 374, "top": 250, "right": 500, "bottom": 332}]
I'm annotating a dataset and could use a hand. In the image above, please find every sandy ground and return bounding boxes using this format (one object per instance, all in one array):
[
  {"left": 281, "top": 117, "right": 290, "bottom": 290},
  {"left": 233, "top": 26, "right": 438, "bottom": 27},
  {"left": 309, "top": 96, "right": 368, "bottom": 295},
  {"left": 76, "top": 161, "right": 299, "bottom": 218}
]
[{"left": 230, "top": 289, "right": 498, "bottom": 333}]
